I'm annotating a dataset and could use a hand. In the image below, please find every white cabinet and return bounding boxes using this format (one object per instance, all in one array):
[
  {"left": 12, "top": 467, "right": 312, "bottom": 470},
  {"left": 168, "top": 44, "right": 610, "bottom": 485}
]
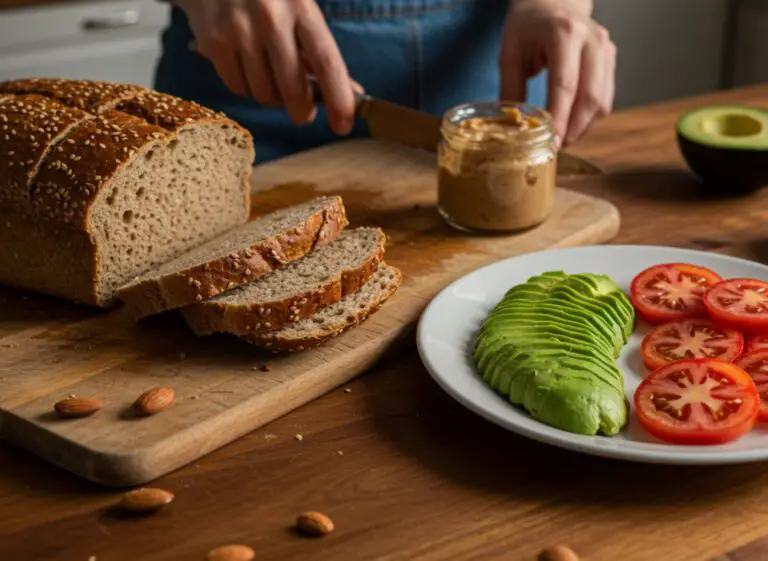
[{"left": 0, "top": 0, "right": 170, "bottom": 88}]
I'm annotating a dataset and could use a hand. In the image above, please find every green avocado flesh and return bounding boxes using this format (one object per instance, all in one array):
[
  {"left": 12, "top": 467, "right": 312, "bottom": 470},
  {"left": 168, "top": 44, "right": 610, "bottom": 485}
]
[
  {"left": 473, "top": 271, "right": 635, "bottom": 436},
  {"left": 676, "top": 105, "right": 768, "bottom": 192}
]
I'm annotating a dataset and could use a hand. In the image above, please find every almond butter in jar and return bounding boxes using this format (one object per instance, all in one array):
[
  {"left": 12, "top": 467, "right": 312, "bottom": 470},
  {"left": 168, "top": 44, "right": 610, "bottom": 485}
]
[{"left": 437, "top": 101, "right": 557, "bottom": 233}]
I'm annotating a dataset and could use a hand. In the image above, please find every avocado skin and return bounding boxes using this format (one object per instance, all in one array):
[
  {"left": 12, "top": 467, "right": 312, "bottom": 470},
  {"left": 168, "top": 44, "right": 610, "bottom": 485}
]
[
  {"left": 676, "top": 105, "right": 768, "bottom": 194},
  {"left": 677, "top": 133, "right": 768, "bottom": 194},
  {"left": 473, "top": 270, "right": 633, "bottom": 436}
]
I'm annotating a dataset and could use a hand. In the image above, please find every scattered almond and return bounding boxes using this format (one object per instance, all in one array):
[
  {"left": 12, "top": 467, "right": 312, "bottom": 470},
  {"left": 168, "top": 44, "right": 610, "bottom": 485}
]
[
  {"left": 118, "top": 487, "right": 174, "bottom": 513},
  {"left": 54, "top": 396, "right": 102, "bottom": 418},
  {"left": 295, "top": 434, "right": 303, "bottom": 441},
  {"left": 296, "top": 511, "right": 334, "bottom": 536},
  {"left": 538, "top": 544, "right": 579, "bottom": 561},
  {"left": 134, "top": 386, "right": 175, "bottom": 415},
  {"left": 207, "top": 544, "right": 255, "bottom": 561}
]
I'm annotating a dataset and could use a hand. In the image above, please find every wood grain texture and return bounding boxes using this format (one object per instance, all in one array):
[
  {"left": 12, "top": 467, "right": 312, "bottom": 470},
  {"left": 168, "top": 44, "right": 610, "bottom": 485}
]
[
  {"left": 2, "top": 83, "right": 768, "bottom": 561},
  {"left": 0, "top": 139, "right": 619, "bottom": 487}
]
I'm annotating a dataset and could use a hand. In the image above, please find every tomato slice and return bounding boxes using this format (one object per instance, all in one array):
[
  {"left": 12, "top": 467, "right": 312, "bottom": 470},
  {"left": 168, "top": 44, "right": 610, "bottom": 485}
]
[
  {"left": 704, "top": 278, "right": 768, "bottom": 335},
  {"left": 640, "top": 318, "right": 744, "bottom": 370},
  {"left": 630, "top": 263, "right": 723, "bottom": 324},
  {"left": 735, "top": 350, "right": 768, "bottom": 422},
  {"left": 746, "top": 335, "right": 768, "bottom": 354},
  {"left": 633, "top": 358, "right": 758, "bottom": 445}
]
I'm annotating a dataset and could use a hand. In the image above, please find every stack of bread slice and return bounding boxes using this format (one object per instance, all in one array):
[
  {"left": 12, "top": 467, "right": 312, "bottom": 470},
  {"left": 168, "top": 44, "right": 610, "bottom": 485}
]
[{"left": 118, "top": 195, "right": 402, "bottom": 353}]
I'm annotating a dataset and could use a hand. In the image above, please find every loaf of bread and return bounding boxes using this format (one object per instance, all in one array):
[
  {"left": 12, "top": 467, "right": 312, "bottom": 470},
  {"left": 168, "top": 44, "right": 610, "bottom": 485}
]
[
  {"left": 181, "top": 227, "right": 386, "bottom": 336},
  {"left": 0, "top": 78, "right": 255, "bottom": 307},
  {"left": 119, "top": 196, "right": 349, "bottom": 319}
]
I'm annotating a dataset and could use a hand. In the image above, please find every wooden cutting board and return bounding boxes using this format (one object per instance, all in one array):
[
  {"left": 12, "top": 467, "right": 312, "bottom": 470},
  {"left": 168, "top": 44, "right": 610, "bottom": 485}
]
[{"left": 0, "top": 139, "right": 620, "bottom": 487}]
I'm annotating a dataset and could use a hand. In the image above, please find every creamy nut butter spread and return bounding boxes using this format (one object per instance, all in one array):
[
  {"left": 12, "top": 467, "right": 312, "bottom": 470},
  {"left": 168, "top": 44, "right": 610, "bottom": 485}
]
[{"left": 437, "top": 102, "right": 557, "bottom": 233}]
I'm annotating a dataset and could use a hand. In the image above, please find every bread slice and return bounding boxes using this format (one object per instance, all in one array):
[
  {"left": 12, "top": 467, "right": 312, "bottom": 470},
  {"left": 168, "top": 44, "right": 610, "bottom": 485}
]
[
  {"left": 181, "top": 226, "right": 385, "bottom": 336},
  {"left": 119, "top": 196, "right": 349, "bottom": 319},
  {"left": 0, "top": 78, "right": 255, "bottom": 307},
  {"left": 238, "top": 263, "right": 402, "bottom": 353}
]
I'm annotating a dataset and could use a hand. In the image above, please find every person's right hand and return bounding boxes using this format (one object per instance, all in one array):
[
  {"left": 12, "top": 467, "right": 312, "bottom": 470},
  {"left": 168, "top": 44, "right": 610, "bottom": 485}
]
[{"left": 174, "top": 0, "right": 358, "bottom": 135}]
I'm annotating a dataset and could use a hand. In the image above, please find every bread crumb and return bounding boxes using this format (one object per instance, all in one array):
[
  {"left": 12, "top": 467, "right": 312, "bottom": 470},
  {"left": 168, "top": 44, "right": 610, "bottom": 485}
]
[
  {"left": 344, "top": 388, "right": 352, "bottom": 394},
  {"left": 264, "top": 433, "right": 278, "bottom": 440},
  {"left": 337, "top": 450, "right": 344, "bottom": 456},
  {"left": 295, "top": 434, "right": 303, "bottom": 441}
]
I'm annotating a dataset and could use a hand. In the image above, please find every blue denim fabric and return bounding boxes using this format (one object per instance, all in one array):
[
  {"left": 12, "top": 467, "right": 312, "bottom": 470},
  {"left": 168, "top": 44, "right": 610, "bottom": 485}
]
[{"left": 154, "top": 0, "right": 548, "bottom": 163}]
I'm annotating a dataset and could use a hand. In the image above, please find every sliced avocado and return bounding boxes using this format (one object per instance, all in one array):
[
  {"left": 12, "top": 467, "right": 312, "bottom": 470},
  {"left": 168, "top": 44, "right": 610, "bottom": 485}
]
[
  {"left": 476, "top": 317, "right": 616, "bottom": 360},
  {"left": 485, "top": 301, "right": 622, "bottom": 355},
  {"left": 508, "top": 271, "right": 634, "bottom": 336},
  {"left": 480, "top": 341, "right": 623, "bottom": 401},
  {"left": 473, "top": 270, "right": 631, "bottom": 437},
  {"left": 676, "top": 105, "right": 768, "bottom": 193},
  {"left": 522, "top": 374, "right": 627, "bottom": 436},
  {"left": 499, "top": 285, "right": 628, "bottom": 346}
]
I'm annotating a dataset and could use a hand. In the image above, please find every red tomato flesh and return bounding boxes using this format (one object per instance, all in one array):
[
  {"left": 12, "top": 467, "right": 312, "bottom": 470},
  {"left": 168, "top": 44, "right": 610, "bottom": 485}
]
[
  {"left": 633, "top": 358, "right": 758, "bottom": 445},
  {"left": 630, "top": 263, "right": 723, "bottom": 324},
  {"left": 746, "top": 335, "right": 768, "bottom": 354},
  {"left": 704, "top": 278, "right": 768, "bottom": 335},
  {"left": 735, "top": 350, "right": 768, "bottom": 422},
  {"left": 640, "top": 318, "right": 744, "bottom": 371}
]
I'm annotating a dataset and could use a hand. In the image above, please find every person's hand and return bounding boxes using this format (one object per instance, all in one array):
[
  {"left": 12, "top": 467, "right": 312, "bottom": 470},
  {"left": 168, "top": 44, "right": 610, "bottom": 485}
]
[
  {"left": 174, "top": 0, "right": 358, "bottom": 135},
  {"left": 500, "top": 0, "right": 616, "bottom": 148}
]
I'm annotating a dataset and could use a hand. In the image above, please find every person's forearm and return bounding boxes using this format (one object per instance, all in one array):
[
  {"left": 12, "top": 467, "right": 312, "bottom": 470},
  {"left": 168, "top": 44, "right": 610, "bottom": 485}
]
[{"left": 512, "top": 0, "right": 594, "bottom": 16}]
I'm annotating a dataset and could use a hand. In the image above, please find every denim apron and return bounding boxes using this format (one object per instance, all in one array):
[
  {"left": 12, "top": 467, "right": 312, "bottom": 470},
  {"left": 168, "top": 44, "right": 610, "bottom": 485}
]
[{"left": 154, "top": 0, "right": 549, "bottom": 164}]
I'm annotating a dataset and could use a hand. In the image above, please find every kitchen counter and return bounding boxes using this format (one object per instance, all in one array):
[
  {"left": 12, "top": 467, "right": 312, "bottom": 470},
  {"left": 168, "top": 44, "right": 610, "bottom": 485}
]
[{"left": 2, "top": 84, "right": 768, "bottom": 561}]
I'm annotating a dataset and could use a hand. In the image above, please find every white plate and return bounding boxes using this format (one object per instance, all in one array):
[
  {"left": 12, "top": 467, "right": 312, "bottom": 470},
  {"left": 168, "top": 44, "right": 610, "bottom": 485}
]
[{"left": 416, "top": 245, "right": 768, "bottom": 465}]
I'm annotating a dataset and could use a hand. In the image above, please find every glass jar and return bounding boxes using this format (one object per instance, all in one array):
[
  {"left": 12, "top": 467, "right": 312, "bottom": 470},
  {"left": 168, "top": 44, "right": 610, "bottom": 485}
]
[{"left": 437, "top": 101, "right": 557, "bottom": 234}]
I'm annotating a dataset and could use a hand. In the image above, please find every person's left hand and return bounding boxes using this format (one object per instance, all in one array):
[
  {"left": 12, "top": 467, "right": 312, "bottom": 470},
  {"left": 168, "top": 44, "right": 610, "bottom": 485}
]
[{"left": 500, "top": 0, "right": 616, "bottom": 148}]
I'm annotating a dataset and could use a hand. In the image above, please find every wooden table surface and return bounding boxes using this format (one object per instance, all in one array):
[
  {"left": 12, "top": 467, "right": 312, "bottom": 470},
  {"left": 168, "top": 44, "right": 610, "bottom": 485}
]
[{"left": 2, "top": 85, "right": 768, "bottom": 561}]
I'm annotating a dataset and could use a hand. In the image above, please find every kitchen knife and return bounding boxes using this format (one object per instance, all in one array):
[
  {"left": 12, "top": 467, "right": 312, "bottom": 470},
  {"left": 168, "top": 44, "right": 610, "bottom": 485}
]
[{"left": 308, "top": 75, "right": 605, "bottom": 177}]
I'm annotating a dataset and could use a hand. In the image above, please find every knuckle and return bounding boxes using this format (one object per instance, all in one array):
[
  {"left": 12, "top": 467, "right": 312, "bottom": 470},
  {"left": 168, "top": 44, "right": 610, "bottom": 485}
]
[
  {"left": 551, "top": 15, "right": 583, "bottom": 37},
  {"left": 593, "top": 24, "right": 611, "bottom": 44}
]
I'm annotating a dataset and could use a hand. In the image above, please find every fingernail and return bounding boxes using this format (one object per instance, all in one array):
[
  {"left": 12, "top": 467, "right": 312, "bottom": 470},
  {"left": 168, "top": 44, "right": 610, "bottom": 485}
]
[{"left": 554, "top": 135, "right": 563, "bottom": 150}]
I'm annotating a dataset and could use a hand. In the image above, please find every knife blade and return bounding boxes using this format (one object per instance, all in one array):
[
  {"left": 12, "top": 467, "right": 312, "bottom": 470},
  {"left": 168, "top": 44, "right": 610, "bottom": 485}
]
[{"left": 308, "top": 75, "right": 605, "bottom": 177}]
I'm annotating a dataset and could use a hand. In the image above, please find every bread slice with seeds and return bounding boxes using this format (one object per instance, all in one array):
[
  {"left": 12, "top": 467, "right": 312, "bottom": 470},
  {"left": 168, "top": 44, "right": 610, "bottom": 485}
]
[
  {"left": 238, "top": 263, "right": 402, "bottom": 353},
  {"left": 181, "top": 226, "right": 385, "bottom": 336},
  {"left": 119, "top": 196, "right": 349, "bottom": 319},
  {"left": 0, "top": 78, "right": 254, "bottom": 307}
]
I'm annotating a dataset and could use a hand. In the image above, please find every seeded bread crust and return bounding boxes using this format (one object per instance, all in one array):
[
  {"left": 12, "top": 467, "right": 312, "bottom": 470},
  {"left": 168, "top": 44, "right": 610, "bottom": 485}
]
[
  {"left": 0, "top": 77, "right": 145, "bottom": 113},
  {"left": 33, "top": 111, "right": 171, "bottom": 229},
  {"left": 239, "top": 264, "right": 402, "bottom": 354},
  {"left": 119, "top": 197, "right": 350, "bottom": 320},
  {"left": 181, "top": 227, "right": 386, "bottom": 337},
  {"left": 0, "top": 94, "right": 92, "bottom": 207}
]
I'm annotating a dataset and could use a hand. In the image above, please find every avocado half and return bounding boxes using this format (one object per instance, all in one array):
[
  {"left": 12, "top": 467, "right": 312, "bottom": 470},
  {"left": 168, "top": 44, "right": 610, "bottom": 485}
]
[{"left": 676, "top": 105, "right": 768, "bottom": 193}]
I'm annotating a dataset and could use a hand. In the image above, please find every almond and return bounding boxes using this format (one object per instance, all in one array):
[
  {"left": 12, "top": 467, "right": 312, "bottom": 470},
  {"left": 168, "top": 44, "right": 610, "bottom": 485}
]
[
  {"left": 296, "top": 511, "right": 334, "bottom": 536},
  {"left": 134, "top": 386, "right": 174, "bottom": 415},
  {"left": 118, "top": 487, "right": 174, "bottom": 513},
  {"left": 53, "top": 397, "right": 102, "bottom": 418},
  {"left": 538, "top": 544, "right": 579, "bottom": 561},
  {"left": 207, "top": 544, "right": 255, "bottom": 561}
]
